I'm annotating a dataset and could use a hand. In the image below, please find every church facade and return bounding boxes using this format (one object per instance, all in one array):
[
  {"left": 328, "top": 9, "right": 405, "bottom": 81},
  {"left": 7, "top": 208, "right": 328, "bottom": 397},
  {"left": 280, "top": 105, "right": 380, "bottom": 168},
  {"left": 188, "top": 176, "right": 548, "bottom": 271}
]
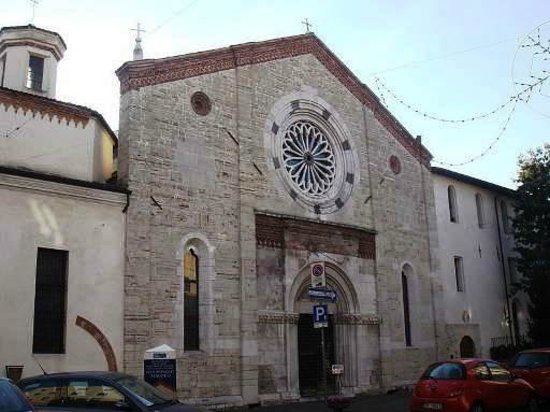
[{"left": 116, "top": 33, "right": 440, "bottom": 406}]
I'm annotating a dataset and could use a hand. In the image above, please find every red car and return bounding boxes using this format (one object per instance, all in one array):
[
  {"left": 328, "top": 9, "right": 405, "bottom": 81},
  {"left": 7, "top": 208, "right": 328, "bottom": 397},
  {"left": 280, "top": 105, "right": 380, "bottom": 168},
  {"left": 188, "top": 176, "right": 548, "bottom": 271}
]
[
  {"left": 410, "top": 359, "right": 537, "bottom": 412},
  {"left": 509, "top": 348, "right": 550, "bottom": 400}
]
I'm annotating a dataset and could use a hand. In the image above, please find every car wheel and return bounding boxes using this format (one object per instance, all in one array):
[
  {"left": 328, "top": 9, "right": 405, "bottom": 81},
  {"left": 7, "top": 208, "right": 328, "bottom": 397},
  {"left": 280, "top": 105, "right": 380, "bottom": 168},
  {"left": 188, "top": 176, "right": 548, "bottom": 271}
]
[{"left": 470, "top": 403, "right": 484, "bottom": 412}]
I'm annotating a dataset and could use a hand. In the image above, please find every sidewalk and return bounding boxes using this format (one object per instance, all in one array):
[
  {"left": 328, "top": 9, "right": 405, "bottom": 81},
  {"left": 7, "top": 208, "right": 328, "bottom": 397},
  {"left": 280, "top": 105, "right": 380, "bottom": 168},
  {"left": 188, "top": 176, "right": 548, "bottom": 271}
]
[{"left": 233, "top": 391, "right": 411, "bottom": 412}]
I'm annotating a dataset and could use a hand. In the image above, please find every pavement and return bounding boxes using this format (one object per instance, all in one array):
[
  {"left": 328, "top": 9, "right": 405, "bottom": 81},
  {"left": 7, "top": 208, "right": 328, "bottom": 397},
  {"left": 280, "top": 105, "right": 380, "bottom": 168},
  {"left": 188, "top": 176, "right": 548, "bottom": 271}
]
[
  {"left": 233, "top": 390, "right": 411, "bottom": 412},
  {"left": 231, "top": 391, "right": 550, "bottom": 412}
]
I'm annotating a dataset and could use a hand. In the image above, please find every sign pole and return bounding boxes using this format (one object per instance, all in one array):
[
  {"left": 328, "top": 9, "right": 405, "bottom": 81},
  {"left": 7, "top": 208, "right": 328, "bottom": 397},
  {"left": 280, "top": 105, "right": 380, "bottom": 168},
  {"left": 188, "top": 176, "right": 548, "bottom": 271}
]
[{"left": 321, "top": 326, "right": 327, "bottom": 403}]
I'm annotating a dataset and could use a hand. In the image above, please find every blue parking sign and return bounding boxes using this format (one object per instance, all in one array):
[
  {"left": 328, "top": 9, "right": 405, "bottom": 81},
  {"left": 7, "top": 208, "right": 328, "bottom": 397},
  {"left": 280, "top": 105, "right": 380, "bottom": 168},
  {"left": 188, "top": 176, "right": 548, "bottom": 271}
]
[{"left": 313, "top": 304, "right": 328, "bottom": 328}]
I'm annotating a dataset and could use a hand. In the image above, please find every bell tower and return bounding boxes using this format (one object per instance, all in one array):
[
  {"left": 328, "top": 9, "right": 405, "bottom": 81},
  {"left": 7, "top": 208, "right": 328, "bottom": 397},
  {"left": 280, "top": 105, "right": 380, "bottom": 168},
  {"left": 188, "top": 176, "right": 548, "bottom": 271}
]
[{"left": 0, "top": 25, "right": 66, "bottom": 99}]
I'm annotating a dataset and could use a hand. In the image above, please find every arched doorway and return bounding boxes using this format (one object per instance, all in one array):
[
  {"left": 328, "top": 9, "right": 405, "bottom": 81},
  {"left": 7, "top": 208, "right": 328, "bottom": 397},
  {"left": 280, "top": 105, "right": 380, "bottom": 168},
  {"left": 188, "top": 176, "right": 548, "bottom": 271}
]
[
  {"left": 460, "top": 336, "right": 476, "bottom": 358},
  {"left": 288, "top": 262, "right": 360, "bottom": 397}
]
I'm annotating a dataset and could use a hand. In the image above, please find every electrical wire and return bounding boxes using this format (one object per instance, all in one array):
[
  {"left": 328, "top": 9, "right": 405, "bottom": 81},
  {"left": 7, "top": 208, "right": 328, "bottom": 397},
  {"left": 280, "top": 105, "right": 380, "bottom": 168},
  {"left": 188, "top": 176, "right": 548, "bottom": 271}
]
[{"left": 146, "top": 0, "right": 202, "bottom": 36}]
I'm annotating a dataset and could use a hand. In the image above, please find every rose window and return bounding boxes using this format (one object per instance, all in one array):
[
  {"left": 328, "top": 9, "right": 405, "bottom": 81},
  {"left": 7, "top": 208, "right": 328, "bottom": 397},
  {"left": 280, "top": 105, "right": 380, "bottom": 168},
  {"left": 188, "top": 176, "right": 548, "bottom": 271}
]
[{"left": 281, "top": 120, "right": 336, "bottom": 197}]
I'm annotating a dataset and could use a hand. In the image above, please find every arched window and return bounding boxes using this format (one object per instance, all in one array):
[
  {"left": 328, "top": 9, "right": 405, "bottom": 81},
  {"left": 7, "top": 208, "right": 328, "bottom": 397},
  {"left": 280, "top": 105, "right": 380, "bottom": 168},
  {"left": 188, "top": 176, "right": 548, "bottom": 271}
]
[
  {"left": 448, "top": 185, "right": 458, "bottom": 223},
  {"left": 475, "top": 193, "right": 484, "bottom": 228},
  {"left": 501, "top": 200, "right": 511, "bottom": 234},
  {"left": 184, "top": 249, "right": 199, "bottom": 351},
  {"left": 402, "top": 272, "right": 412, "bottom": 347}
]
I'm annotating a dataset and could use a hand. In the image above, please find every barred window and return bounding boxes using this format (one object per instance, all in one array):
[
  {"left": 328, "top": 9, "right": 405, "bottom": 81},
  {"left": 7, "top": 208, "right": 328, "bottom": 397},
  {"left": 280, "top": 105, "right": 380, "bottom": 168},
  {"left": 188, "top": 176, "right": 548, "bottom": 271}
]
[
  {"left": 184, "top": 249, "right": 199, "bottom": 351},
  {"left": 33, "top": 248, "right": 68, "bottom": 354}
]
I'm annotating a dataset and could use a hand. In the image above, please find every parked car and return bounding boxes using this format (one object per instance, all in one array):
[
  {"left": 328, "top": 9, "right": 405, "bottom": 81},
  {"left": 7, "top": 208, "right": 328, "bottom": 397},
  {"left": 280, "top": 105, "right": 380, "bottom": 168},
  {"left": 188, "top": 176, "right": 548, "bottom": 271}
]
[
  {"left": 17, "top": 372, "right": 207, "bottom": 412},
  {"left": 0, "top": 377, "right": 36, "bottom": 412},
  {"left": 409, "top": 359, "right": 538, "bottom": 412},
  {"left": 510, "top": 348, "right": 550, "bottom": 401}
]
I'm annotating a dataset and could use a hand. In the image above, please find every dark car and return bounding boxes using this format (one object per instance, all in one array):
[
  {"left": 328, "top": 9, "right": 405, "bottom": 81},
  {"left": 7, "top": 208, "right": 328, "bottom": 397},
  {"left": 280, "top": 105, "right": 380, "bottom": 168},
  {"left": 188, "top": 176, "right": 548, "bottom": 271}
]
[
  {"left": 17, "top": 372, "right": 207, "bottom": 412},
  {"left": 510, "top": 348, "right": 550, "bottom": 401},
  {"left": 409, "top": 359, "right": 538, "bottom": 412},
  {"left": 0, "top": 377, "right": 36, "bottom": 412}
]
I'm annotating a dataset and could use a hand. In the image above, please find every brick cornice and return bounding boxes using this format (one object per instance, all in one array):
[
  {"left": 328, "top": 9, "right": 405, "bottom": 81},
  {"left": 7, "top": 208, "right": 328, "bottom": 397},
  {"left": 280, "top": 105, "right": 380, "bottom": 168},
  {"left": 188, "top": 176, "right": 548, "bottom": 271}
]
[
  {"left": 0, "top": 87, "right": 118, "bottom": 145},
  {"left": 116, "top": 33, "right": 432, "bottom": 165}
]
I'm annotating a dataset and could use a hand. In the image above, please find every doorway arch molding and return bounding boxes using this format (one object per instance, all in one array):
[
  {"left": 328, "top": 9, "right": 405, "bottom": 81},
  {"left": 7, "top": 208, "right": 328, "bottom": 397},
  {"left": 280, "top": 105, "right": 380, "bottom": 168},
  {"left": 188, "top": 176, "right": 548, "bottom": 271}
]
[{"left": 287, "top": 261, "right": 360, "bottom": 314}]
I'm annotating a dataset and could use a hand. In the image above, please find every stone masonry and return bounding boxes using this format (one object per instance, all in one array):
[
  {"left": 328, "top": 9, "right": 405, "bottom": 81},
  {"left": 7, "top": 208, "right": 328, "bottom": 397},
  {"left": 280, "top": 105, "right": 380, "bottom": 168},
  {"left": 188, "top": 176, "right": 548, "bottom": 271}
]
[{"left": 116, "top": 33, "right": 441, "bottom": 408}]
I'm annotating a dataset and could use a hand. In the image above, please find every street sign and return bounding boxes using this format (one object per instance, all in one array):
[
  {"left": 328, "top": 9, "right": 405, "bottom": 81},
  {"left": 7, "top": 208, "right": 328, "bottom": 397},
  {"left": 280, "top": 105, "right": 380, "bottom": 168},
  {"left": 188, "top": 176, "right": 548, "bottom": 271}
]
[
  {"left": 308, "top": 287, "right": 337, "bottom": 302},
  {"left": 313, "top": 304, "right": 328, "bottom": 328},
  {"left": 310, "top": 262, "right": 326, "bottom": 287},
  {"left": 331, "top": 364, "right": 344, "bottom": 375}
]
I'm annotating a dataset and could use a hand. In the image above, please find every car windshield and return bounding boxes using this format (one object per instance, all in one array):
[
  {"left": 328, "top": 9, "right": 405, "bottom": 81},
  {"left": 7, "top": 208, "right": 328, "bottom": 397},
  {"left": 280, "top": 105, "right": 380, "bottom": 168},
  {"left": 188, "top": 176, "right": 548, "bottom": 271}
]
[
  {"left": 513, "top": 353, "right": 550, "bottom": 368},
  {"left": 114, "top": 376, "right": 172, "bottom": 407},
  {"left": 422, "top": 362, "right": 465, "bottom": 380},
  {"left": 0, "top": 382, "right": 32, "bottom": 412}
]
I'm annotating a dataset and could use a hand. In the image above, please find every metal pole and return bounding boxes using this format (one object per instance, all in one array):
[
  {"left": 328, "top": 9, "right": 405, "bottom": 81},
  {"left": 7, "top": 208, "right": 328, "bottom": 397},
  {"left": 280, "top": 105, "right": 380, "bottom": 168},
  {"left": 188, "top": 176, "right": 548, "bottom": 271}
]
[{"left": 321, "top": 326, "right": 327, "bottom": 403}]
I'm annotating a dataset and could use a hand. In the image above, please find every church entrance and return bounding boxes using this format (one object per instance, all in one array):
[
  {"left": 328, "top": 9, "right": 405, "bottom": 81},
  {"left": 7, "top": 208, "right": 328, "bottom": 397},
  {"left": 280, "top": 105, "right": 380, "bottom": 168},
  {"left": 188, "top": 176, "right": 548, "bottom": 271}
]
[
  {"left": 460, "top": 336, "right": 476, "bottom": 358},
  {"left": 297, "top": 313, "right": 336, "bottom": 397}
]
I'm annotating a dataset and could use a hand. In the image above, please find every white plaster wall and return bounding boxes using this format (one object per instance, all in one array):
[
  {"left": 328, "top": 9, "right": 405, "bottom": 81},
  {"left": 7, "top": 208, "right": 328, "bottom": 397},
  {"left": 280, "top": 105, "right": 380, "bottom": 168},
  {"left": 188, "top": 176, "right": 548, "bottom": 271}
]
[
  {"left": 433, "top": 174, "right": 515, "bottom": 356},
  {"left": 0, "top": 178, "right": 125, "bottom": 377},
  {"left": 0, "top": 106, "right": 102, "bottom": 181},
  {"left": 1, "top": 45, "right": 58, "bottom": 97}
]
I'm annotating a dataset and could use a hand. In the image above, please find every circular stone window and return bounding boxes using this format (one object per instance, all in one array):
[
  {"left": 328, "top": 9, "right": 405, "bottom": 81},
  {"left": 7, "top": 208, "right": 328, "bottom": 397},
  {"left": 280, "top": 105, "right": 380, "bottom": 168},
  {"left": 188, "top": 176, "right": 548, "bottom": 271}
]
[
  {"left": 389, "top": 155, "right": 401, "bottom": 175},
  {"left": 191, "top": 91, "right": 211, "bottom": 116},
  {"left": 282, "top": 120, "right": 336, "bottom": 197},
  {"left": 266, "top": 96, "right": 358, "bottom": 214}
]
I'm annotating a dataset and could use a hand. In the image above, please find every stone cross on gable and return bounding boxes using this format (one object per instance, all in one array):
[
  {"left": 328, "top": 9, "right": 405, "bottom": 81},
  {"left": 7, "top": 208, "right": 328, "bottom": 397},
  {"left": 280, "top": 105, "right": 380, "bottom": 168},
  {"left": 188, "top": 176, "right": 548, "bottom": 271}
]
[
  {"left": 131, "top": 22, "right": 146, "bottom": 60},
  {"left": 131, "top": 22, "right": 146, "bottom": 41},
  {"left": 29, "top": 0, "right": 40, "bottom": 24},
  {"left": 302, "top": 18, "right": 312, "bottom": 33}
]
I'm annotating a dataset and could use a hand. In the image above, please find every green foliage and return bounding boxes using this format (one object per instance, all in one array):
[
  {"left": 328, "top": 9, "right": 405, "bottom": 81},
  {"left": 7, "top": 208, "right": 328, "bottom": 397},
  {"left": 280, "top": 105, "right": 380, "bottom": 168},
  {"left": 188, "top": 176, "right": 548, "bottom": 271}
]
[{"left": 513, "top": 144, "right": 550, "bottom": 346}]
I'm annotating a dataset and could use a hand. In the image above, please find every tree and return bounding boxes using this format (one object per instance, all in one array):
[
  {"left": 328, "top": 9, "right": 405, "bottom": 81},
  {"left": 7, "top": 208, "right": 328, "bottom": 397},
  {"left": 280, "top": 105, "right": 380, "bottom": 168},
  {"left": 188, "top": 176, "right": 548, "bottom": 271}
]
[{"left": 513, "top": 144, "right": 550, "bottom": 346}]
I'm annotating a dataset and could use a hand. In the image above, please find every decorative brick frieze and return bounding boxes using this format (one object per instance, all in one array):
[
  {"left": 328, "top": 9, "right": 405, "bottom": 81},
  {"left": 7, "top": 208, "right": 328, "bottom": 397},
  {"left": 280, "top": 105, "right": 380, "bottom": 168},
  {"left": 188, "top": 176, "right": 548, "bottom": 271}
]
[
  {"left": 335, "top": 313, "right": 381, "bottom": 325},
  {"left": 116, "top": 33, "right": 431, "bottom": 166},
  {"left": 255, "top": 212, "right": 376, "bottom": 260},
  {"left": 258, "top": 311, "right": 299, "bottom": 324}
]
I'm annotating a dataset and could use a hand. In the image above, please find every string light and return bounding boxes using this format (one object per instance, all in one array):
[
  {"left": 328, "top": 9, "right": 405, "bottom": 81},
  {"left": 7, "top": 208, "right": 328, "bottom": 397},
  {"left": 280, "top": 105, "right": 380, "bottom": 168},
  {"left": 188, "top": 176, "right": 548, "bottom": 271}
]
[{"left": 433, "top": 99, "right": 519, "bottom": 166}]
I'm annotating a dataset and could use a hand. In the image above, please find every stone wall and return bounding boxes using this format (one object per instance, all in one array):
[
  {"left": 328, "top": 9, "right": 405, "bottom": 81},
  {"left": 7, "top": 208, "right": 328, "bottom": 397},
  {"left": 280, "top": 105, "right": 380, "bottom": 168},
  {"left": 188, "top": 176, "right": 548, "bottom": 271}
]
[{"left": 118, "top": 50, "right": 439, "bottom": 406}]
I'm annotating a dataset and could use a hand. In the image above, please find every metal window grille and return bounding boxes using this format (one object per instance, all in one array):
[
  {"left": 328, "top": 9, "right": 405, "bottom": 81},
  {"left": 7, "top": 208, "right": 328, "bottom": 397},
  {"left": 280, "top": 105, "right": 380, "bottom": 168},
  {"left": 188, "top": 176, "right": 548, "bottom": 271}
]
[{"left": 32, "top": 248, "right": 68, "bottom": 354}]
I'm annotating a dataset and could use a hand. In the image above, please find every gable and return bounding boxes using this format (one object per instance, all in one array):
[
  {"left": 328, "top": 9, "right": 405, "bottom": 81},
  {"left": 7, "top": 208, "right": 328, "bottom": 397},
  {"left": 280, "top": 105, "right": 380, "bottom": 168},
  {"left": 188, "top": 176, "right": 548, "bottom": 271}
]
[{"left": 116, "top": 33, "right": 431, "bottom": 166}]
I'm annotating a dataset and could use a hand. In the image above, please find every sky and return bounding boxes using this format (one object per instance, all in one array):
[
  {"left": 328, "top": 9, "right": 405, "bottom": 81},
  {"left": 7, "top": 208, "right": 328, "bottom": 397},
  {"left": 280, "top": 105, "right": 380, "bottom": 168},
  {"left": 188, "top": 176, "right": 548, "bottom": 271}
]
[{"left": 1, "top": 0, "right": 549, "bottom": 188}]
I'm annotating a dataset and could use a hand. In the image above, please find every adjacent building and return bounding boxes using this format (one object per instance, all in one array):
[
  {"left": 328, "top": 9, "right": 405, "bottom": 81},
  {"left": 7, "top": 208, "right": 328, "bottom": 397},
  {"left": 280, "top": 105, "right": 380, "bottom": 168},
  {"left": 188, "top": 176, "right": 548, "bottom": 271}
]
[
  {"left": 432, "top": 167, "right": 526, "bottom": 359},
  {"left": 0, "top": 25, "right": 127, "bottom": 378}
]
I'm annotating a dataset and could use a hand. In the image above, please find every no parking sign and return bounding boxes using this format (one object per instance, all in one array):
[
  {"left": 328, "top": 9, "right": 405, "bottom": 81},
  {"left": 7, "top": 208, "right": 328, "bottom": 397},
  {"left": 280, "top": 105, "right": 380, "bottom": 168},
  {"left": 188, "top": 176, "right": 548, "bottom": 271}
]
[{"left": 310, "top": 262, "right": 326, "bottom": 287}]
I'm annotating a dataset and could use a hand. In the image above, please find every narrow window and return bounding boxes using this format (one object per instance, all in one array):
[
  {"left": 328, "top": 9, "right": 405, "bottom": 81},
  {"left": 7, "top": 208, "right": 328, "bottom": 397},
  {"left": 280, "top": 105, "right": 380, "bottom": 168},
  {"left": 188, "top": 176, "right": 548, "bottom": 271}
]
[
  {"left": 512, "top": 299, "right": 521, "bottom": 343},
  {"left": 402, "top": 272, "right": 412, "bottom": 347},
  {"left": 0, "top": 55, "right": 6, "bottom": 87},
  {"left": 32, "top": 248, "right": 68, "bottom": 354},
  {"left": 454, "top": 256, "right": 465, "bottom": 292},
  {"left": 26, "top": 55, "right": 44, "bottom": 91},
  {"left": 448, "top": 185, "right": 458, "bottom": 222},
  {"left": 475, "top": 193, "right": 484, "bottom": 228},
  {"left": 184, "top": 249, "right": 199, "bottom": 351},
  {"left": 501, "top": 200, "right": 511, "bottom": 234}
]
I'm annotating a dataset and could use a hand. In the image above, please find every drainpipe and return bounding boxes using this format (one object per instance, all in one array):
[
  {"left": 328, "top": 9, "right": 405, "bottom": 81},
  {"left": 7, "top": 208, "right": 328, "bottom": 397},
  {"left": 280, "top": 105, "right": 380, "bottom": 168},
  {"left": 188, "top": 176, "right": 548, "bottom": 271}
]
[{"left": 494, "top": 196, "right": 514, "bottom": 346}]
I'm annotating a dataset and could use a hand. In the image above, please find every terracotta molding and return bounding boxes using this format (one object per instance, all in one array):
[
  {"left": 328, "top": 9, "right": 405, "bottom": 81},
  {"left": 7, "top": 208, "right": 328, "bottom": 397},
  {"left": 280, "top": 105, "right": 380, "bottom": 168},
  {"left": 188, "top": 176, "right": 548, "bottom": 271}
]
[
  {"left": 116, "top": 34, "right": 431, "bottom": 166},
  {"left": 0, "top": 88, "right": 90, "bottom": 127},
  {"left": 75, "top": 315, "right": 118, "bottom": 371}
]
